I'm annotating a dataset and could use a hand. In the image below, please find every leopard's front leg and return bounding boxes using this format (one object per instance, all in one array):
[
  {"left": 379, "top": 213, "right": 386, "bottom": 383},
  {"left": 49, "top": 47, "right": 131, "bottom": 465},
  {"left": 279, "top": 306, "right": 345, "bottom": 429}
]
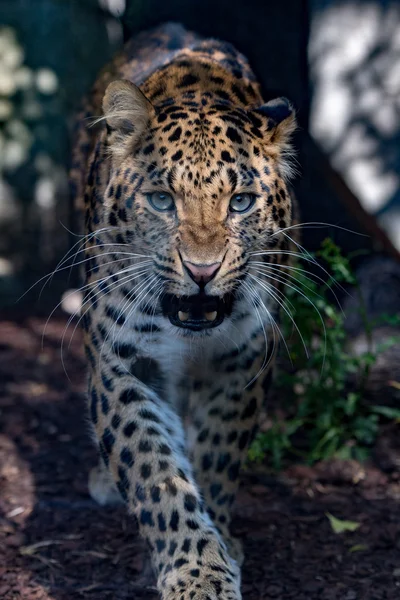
[
  {"left": 88, "top": 348, "right": 242, "bottom": 600},
  {"left": 188, "top": 343, "right": 274, "bottom": 565}
]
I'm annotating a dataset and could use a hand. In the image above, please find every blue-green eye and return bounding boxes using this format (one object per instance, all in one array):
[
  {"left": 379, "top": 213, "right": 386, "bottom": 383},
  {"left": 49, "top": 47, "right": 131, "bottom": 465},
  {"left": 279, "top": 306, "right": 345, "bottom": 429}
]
[
  {"left": 229, "top": 193, "right": 256, "bottom": 213},
  {"left": 147, "top": 192, "right": 175, "bottom": 212}
]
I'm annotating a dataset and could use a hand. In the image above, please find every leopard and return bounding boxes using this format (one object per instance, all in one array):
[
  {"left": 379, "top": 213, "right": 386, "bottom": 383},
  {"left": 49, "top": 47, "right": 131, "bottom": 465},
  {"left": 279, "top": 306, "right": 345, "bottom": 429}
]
[{"left": 70, "top": 22, "right": 297, "bottom": 600}]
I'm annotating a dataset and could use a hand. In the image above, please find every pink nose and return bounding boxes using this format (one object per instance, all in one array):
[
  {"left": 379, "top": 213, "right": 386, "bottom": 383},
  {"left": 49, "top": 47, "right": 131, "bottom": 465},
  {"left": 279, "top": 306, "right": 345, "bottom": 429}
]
[{"left": 183, "top": 261, "right": 221, "bottom": 285}]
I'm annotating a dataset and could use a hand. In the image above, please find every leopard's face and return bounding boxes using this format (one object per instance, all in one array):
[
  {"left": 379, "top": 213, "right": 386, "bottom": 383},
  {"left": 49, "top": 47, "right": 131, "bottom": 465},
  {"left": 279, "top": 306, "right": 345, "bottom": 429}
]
[{"left": 99, "top": 81, "right": 296, "bottom": 333}]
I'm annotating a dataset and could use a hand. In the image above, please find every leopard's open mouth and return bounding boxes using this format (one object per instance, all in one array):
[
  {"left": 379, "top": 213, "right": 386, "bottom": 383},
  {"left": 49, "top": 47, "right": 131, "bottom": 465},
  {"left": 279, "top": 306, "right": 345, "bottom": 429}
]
[{"left": 160, "top": 293, "right": 235, "bottom": 331}]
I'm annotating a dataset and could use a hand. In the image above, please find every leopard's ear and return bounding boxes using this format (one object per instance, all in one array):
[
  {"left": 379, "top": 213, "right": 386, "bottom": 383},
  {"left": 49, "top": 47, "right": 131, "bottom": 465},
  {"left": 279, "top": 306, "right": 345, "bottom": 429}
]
[
  {"left": 253, "top": 97, "right": 296, "bottom": 151},
  {"left": 102, "top": 80, "right": 153, "bottom": 157}
]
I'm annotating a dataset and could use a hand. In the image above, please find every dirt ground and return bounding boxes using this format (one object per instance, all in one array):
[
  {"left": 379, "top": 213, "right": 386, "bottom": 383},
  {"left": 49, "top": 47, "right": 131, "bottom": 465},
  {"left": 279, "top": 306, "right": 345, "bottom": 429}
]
[{"left": 1, "top": 315, "right": 400, "bottom": 600}]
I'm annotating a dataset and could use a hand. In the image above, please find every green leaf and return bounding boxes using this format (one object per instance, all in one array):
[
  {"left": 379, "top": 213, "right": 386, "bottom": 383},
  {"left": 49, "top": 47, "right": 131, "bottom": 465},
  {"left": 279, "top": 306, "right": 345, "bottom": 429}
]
[
  {"left": 348, "top": 544, "right": 368, "bottom": 553},
  {"left": 371, "top": 405, "right": 400, "bottom": 420},
  {"left": 326, "top": 512, "right": 360, "bottom": 534},
  {"left": 334, "top": 445, "right": 353, "bottom": 460},
  {"left": 343, "top": 392, "right": 360, "bottom": 416},
  {"left": 247, "top": 237, "right": 399, "bottom": 468}
]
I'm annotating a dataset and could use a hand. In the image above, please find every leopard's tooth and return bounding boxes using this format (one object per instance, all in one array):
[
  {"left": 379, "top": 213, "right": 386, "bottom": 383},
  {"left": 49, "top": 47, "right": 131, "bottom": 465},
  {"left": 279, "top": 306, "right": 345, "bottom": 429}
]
[
  {"left": 178, "top": 311, "right": 189, "bottom": 322},
  {"left": 204, "top": 311, "right": 217, "bottom": 322}
]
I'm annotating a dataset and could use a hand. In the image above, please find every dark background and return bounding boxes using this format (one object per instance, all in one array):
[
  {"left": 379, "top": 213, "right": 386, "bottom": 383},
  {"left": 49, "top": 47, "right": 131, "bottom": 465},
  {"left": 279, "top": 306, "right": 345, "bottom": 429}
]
[{"left": 0, "top": 0, "right": 399, "bottom": 311}]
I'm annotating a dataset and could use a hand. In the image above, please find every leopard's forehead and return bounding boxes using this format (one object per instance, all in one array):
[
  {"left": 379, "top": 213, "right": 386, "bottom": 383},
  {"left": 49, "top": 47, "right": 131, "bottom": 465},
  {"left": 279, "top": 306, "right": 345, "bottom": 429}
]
[
  {"left": 130, "top": 95, "right": 282, "bottom": 203},
  {"left": 151, "top": 92, "right": 271, "bottom": 157}
]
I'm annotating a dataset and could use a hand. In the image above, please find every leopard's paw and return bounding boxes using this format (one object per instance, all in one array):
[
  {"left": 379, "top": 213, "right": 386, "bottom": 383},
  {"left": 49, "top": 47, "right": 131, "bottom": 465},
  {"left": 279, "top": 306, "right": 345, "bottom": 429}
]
[{"left": 161, "top": 556, "right": 241, "bottom": 600}]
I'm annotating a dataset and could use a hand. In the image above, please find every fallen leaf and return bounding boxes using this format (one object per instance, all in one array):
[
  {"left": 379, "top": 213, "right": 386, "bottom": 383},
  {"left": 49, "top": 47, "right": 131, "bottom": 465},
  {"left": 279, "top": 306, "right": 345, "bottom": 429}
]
[
  {"left": 348, "top": 544, "right": 368, "bottom": 553},
  {"left": 20, "top": 540, "right": 64, "bottom": 555},
  {"left": 326, "top": 512, "right": 360, "bottom": 534}
]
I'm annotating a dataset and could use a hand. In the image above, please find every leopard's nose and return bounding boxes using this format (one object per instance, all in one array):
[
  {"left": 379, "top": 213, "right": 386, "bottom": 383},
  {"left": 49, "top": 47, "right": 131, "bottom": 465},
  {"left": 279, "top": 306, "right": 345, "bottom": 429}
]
[{"left": 183, "top": 261, "right": 221, "bottom": 286}]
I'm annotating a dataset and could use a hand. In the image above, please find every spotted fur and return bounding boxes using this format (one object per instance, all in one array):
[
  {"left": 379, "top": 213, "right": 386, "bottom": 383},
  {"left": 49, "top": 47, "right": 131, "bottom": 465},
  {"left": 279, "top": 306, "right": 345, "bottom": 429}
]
[{"left": 71, "top": 22, "right": 297, "bottom": 600}]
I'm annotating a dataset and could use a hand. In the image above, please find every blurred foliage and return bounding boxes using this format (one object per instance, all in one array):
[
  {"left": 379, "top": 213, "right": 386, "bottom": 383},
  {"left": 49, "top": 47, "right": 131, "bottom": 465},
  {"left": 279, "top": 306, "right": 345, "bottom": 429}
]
[
  {"left": 0, "top": 9, "right": 121, "bottom": 298},
  {"left": 0, "top": 25, "right": 71, "bottom": 301},
  {"left": 248, "top": 239, "right": 400, "bottom": 469},
  {"left": 0, "top": 26, "right": 62, "bottom": 187}
]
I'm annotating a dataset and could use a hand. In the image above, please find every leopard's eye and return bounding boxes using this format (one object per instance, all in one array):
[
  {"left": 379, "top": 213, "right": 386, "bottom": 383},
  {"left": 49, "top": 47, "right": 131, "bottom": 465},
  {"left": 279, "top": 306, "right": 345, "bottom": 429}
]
[
  {"left": 229, "top": 193, "right": 256, "bottom": 214},
  {"left": 147, "top": 192, "right": 175, "bottom": 212}
]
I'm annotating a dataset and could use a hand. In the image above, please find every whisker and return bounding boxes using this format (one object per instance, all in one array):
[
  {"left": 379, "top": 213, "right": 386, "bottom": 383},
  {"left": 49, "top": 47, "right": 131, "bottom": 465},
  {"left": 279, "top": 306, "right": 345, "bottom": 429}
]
[
  {"left": 245, "top": 279, "right": 292, "bottom": 370},
  {"left": 249, "top": 260, "right": 343, "bottom": 311},
  {"left": 242, "top": 279, "right": 291, "bottom": 388},
  {"left": 251, "top": 266, "right": 328, "bottom": 369},
  {"left": 65, "top": 265, "right": 151, "bottom": 343},
  {"left": 65, "top": 265, "right": 152, "bottom": 352},
  {"left": 248, "top": 273, "right": 309, "bottom": 360},
  {"left": 147, "top": 282, "right": 164, "bottom": 337},
  {"left": 282, "top": 231, "right": 351, "bottom": 299},
  {"left": 240, "top": 280, "right": 273, "bottom": 387},
  {"left": 19, "top": 234, "right": 151, "bottom": 303},
  {"left": 63, "top": 267, "right": 154, "bottom": 378},
  {"left": 106, "top": 274, "right": 159, "bottom": 374},
  {"left": 249, "top": 264, "right": 297, "bottom": 312},
  {"left": 251, "top": 264, "right": 323, "bottom": 304},
  {"left": 270, "top": 221, "right": 368, "bottom": 238},
  {"left": 250, "top": 248, "right": 348, "bottom": 296},
  {"left": 60, "top": 267, "right": 152, "bottom": 378},
  {"left": 109, "top": 274, "right": 161, "bottom": 374},
  {"left": 106, "top": 271, "right": 160, "bottom": 359},
  {"left": 52, "top": 224, "right": 149, "bottom": 275},
  {"left": 56, "top": 253, "right": 151, "bottom": 280},
  {"left": 44, "top": 262, "right": 152, "bottom": 350}
]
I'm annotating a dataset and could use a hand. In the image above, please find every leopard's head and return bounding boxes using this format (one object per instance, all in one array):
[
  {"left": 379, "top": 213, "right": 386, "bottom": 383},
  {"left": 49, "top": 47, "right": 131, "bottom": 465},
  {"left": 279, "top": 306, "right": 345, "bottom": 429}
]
[{"left": 98, "top": 77, "right": 296, "bottom": 333}]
